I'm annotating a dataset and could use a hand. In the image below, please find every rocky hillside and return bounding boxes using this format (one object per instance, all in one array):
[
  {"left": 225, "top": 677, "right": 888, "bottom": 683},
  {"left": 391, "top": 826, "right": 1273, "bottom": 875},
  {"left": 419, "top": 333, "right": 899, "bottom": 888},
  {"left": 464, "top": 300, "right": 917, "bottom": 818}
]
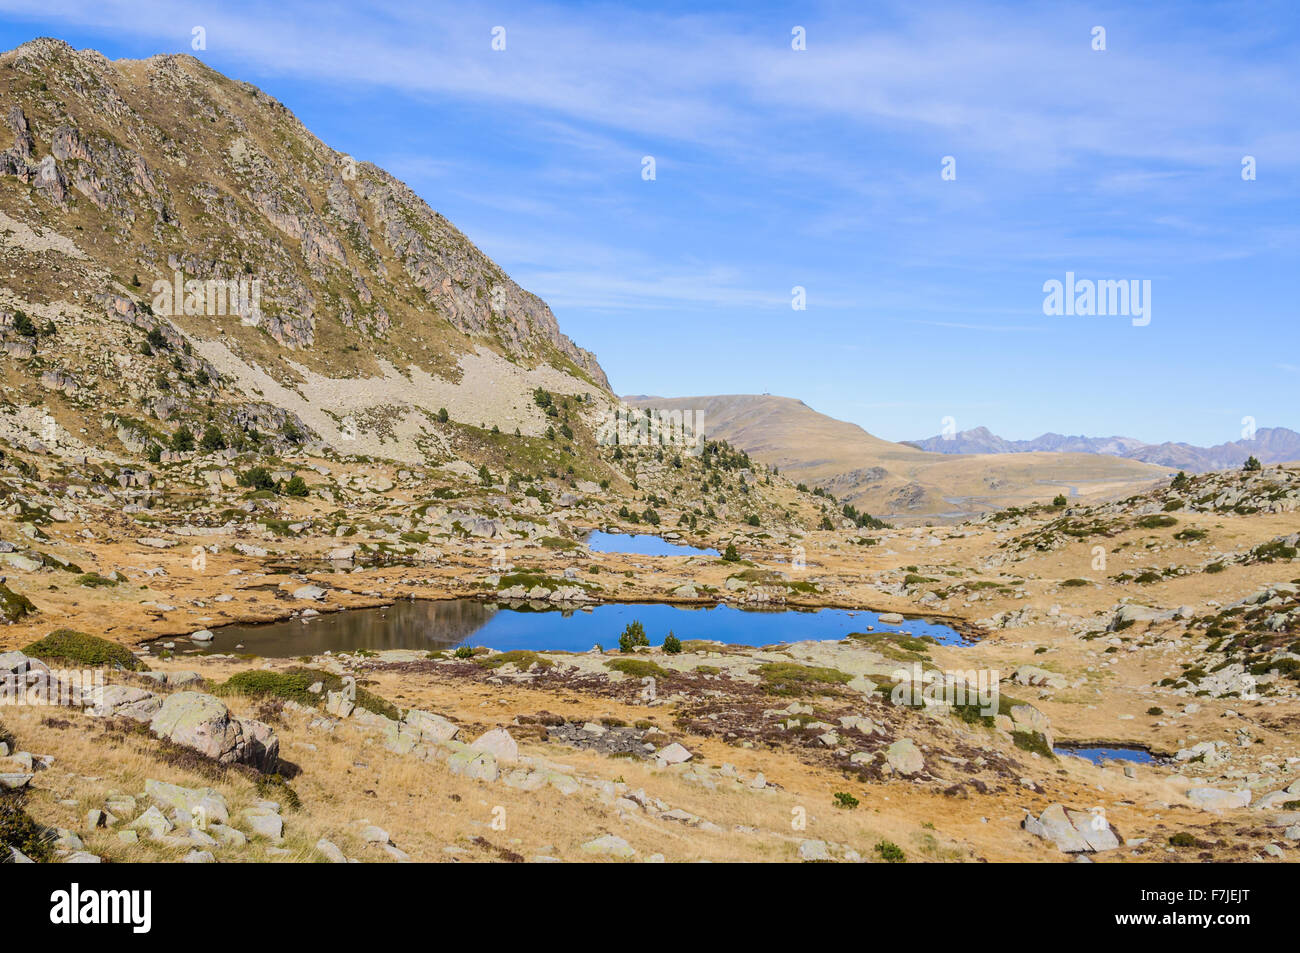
[{"left": 0, "top": 38, "right": 608, "bottom": 469}]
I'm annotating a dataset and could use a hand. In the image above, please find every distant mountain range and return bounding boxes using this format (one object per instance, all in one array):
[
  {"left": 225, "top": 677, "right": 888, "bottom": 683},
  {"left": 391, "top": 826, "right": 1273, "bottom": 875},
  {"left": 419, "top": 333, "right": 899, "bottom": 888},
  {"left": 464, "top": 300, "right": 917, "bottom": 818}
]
[
  {"left": 903, "top": 426, "right": 1300, "bottom": 473},
  {"left": 624, "top": 395, "right": 1172, "bottom": 521}
]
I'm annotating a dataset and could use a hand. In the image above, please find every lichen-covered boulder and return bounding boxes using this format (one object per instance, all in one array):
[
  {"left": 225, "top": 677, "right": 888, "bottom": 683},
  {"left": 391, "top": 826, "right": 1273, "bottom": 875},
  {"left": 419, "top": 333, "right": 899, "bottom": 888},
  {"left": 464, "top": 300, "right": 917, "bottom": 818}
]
[
  {"left": 148, "top": 691, "right": 279, "bottom": 772},
  {"left": 90, "top": 685, "right": 162, "bottom": 722},
  {"left": 469, "top": 727, "right": 518, "bottom": 763}
]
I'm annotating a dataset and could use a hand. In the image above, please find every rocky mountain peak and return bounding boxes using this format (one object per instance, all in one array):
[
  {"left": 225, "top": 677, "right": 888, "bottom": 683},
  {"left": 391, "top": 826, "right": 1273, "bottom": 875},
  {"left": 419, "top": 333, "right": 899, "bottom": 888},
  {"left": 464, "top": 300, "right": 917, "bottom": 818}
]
[{"left": 0, "top": 38, "right": 607, "bottom": 466}]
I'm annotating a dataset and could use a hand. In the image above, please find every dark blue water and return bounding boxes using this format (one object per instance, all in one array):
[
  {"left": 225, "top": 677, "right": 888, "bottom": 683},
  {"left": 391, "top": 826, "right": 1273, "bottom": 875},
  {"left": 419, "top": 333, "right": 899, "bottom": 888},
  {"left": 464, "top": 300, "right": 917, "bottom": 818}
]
[
  {"left": 583, "top": 531, "right": 718, "bottom": 557},
  {"left": 1054, "top": 745, "right": 1156, "bottom": 765},
  {"left": 182, "top": 598, "right": 967, "bottom": 657}
]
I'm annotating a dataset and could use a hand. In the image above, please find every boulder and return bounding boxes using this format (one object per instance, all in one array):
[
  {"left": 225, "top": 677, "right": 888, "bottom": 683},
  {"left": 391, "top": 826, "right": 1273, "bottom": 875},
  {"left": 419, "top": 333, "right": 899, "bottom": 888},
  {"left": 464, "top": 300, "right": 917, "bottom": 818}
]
[
  {"left": 210, "top": 824, "right": 247, "bottom": 848},
  {"left": 886, "top": 739, "right": 925, "bottom": 775},
  {"left": 324, "top": 689, "right": 354, "bottom": 718},
  {"left": 549, "top": 586, "right": 589, "bottom": 603},
  {"left": 136, "top": 537, "right": 177, "bottom": 550},
  {"left": 1023, "top": 803, "right": 1117, "bottom": 853},
  {"left": 4, "top": 553, "right": 41, "bottom": 572},
  {"left": 1065, "top": 807, "right": 1120, "bottom": 852},
  {"left": 447, "top": 750, "right": 499, "bottom": 782},
  {"left": 242, "top": 809, "right": 283, "bottom": 841},
  {"left": 797, "top": 839, "right": 831, "bottom": 861},
  {"left": 581, "top": 834, "right": 636, "bottom": 859},
  {"left": 1010, "top": 665, "right": 1067, "bottom": 690},
  {"left": 127, "top": 805, "right": 174, "bottom": 839},
  {"left": 105, "top": 795, "right": 137, "bottom": 817},
  {"left": 0, "top": 773, "right": 32, "bottom": 791},
  {"left": 502, "top": 769, "right": 548, "bottom": 792},
  {"left": 469, "top": 728, "right": 518, "bottom": 763},
  {"left": 1176, "top": 741, "right": 1225, "bottom": 766},
  {"left": 0, "top": 650, "right": 31, "bottom": 673},
  {"left": 148, "top": 692, "right": 279, "bottom": 771},
  {"left": 88, "top": 685, "right": 162, "bottom": 722},
  {"left": 1009, "top": 704, "right": 1053, "bottom": 747},
  {"left": 1187, "top": 787, "right": 1252, "bottom": 812},
  {"left": 381, "top": 721, "right": 420, "bottom": 755},
  {"left": 1108, "top": 604, "right": 1175, "bottom": 631},
  {"left": 656, "top": 742, "right": 693, "bottom": 765},
  {"left": 403, "top": 709, "right": 459, "bottom": 743},
  {"left": 164, "top": 671, "right": 205, "bottom": 689},
  {"left": 241, "top": 719, "right": 280, "bottom": 772},
  {"left": 144, "top": 779, "right": 230, "bottom": 827},
  {"left": 316, "top": 838, "right": 347, "bottom": 863}
]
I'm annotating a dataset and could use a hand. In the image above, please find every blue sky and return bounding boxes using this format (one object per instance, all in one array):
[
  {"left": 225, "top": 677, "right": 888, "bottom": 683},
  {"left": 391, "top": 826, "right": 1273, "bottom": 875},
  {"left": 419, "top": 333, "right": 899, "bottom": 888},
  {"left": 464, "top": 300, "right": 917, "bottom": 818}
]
[{"left": 2, "top": 1, "right": 1297, "bottom": 445}]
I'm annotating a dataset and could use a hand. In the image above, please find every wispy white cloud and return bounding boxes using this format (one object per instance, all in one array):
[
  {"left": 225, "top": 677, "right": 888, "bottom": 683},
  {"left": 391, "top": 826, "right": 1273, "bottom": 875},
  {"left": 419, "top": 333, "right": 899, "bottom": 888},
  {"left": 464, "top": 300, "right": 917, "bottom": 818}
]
[
  {"left": 6, "top": 0, "right": 1296, "bottom": 176},
  {"left": 1, "top": 0, "right": 1295, "bottom": 446}
]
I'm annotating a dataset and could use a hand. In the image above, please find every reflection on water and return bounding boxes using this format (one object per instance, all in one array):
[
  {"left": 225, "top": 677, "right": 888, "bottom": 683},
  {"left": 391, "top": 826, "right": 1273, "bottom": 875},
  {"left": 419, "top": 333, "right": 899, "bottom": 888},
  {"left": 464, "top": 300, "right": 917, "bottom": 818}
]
[
  {"left": 189, "top": 599, "right": 500, "bottom": 657},
  {"left": 583, "top": 531, "right": 718, "bottom": 557},
  {"left": 1054, "top": 745, "right": 1156, "bottom": 765},
  {"left": 182, "top": 598, "right": 968, "bottom": 657}
]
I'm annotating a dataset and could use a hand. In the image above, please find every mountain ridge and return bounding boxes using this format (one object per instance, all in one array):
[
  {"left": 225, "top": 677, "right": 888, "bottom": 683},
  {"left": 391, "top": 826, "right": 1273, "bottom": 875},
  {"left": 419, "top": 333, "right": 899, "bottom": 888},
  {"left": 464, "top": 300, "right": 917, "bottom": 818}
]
[
  {"left": 623, "top": 394, "right": 1174, "bottom": 521},
  {"left": 0, "top": 37, "right": 610, "bottom": 471},
  {"left": 904, "top": 425, "right": 1300, "bottom": 473}
]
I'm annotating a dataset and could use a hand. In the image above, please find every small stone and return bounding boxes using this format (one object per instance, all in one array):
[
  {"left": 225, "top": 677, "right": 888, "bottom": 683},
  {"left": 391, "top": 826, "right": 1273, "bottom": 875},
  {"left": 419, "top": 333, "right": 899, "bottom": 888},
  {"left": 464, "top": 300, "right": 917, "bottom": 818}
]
[
  {"left": 581, "top": 834, "right": 636, "bottom": 858},
  {"left": 798, "top": 839, "right": 830, "bottom": 861},
  {"left": 1187, "top": 787, "right": 1252, "bottom": 812},
  {"left": 316, "top": 837, "right": 347, "bottom": 862},
  {"left": 243, "top": 810, "right": 284, "bottom": 841}
]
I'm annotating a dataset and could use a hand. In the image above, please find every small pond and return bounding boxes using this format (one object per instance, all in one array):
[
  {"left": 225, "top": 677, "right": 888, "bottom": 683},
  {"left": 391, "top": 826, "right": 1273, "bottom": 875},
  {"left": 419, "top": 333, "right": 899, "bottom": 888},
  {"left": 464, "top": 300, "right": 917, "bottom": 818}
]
[
  {"left": 176, "top": 598, "right": 968, "bottom": 657},
  {"left": 1053, "top": 745, "right": 1156, "bottom": 765},
  {"left": 582, "top": 531, "right": 718, "bottom": 557}
]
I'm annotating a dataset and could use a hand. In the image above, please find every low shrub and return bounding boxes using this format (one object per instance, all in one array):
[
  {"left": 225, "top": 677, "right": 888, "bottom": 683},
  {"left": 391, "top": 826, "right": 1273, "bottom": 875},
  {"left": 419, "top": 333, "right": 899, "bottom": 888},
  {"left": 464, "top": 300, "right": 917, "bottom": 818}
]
[
  {"left": 1135, "top": 515, "right": 1177, "bottom": 529},
  {"left": 874, "top": 839, "right": 906, "bottom": 863},
  {"left": 215, "top": 668, "right": 399, "bottom": 720},
  {"left": 23, "top": 629, "right": 144, "bottom": 671},
  {"left": 0, "top": 795, "right": 54, "bottom": 861},
  {"left": 756, "top": 662, "right": 852, "bottom": 696}
]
